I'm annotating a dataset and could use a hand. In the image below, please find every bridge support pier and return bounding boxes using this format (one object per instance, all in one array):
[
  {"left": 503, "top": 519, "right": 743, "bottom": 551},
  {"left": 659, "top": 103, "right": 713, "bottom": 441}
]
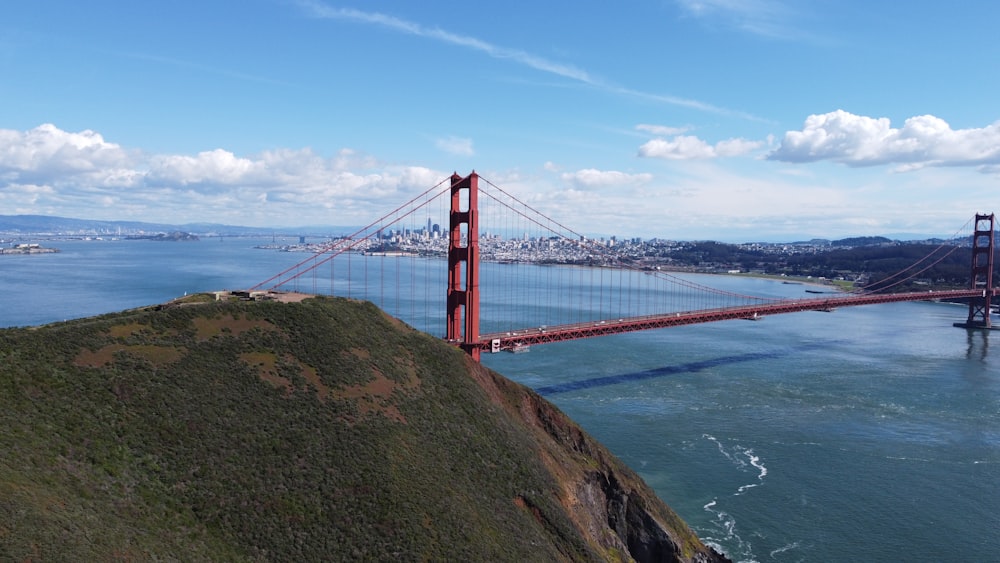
[
  {"left": 446, "top": 172, "right": 481, "bottom": 360},
  {"left": 955, "top": 213, "right": 996, "bottom": 330}
]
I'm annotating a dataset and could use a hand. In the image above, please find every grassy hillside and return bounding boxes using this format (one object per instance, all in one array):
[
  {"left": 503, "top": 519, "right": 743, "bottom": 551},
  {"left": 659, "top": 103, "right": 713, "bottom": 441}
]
[{"left": 0, "top": 294, "right": 726, "bottom": 562}]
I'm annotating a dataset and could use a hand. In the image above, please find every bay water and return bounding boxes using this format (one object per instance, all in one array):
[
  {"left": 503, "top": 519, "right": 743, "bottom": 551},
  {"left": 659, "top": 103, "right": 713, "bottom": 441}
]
[{"left": 2, "top": 238, "right": 997, "bottom": 561}]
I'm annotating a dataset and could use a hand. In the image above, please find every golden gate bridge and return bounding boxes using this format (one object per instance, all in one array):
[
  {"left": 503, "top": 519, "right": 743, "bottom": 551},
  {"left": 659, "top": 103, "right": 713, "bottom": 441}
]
[{"left": 251, "top": 172, "right": 998, "bottom": 361}]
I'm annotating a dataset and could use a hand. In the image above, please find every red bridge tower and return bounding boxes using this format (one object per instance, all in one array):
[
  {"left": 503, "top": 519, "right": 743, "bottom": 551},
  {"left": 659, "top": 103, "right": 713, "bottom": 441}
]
[
  {"left": 446, "top": 172, "right": 481, "bottom": 360},
  {"left": 960, "top": 213, "right": 996, "bottom": 329}
]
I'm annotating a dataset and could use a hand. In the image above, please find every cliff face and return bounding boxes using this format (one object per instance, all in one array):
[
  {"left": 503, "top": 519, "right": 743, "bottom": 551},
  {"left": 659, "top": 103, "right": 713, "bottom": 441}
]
[
  {"left": 468, "top": 361, "right": 727, "bottom": 562},
  {"left": 0, "top": 294, "right": 727, "bottom": 562}
]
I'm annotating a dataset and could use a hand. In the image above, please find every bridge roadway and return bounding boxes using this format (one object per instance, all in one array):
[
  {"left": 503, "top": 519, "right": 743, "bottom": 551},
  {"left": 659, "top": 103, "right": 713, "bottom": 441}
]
[{"left": 477, "top": 288, "right": 997, "bottom": 353}]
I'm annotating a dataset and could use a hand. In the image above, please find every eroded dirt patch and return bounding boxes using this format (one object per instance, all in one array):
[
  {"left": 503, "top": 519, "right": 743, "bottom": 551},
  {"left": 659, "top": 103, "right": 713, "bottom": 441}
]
[
  {"left": 241, "top": 351, "right": 289, "bottom": 393},
  {"left": 347, "top": 347, "right": 371, "bottom": 360},
  {"left": 193, "top": 314, "right": 277, "bottom": 341},
  {"left": 108, "top": 323, "right": 147, "bottom": 339},
  {"left": 75, "top": 344, "right": 184, "bottom": 368},
  {"left": 299, "top": 363, "right": 329, "bottom": 401},
  {"left": 240, "top": 351, "right": 330, "bottom": 400},
  {"left": 338, "top": 359, "right": 421, "bottom": 424}
]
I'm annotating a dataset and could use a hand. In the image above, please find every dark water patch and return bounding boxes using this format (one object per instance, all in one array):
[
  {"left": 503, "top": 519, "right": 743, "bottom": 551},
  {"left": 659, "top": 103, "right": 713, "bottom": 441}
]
[{"left": 535, "top": 341, "right": 837, "bottom": 396}]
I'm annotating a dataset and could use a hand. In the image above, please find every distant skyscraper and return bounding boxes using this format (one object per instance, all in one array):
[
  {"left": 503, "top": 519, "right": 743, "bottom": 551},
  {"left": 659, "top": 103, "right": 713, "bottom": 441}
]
[{"left": 427, "top": 217, "right": 432, "bottom": 234}]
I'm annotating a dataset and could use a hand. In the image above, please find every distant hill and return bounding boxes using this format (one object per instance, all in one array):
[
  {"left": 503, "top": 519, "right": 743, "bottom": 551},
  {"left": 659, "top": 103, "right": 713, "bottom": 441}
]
[
  {"left": 831, "top": 236, "right": 893, "bottom": 247},
  {"left": 0, "top": 214, "right": 358, "bottom": 237},
  {"left": 0, "top": 294, "right": 727, "bottom": 562},
  {"left": 0, "top": 214, "right": 180, "bottom": 234}
]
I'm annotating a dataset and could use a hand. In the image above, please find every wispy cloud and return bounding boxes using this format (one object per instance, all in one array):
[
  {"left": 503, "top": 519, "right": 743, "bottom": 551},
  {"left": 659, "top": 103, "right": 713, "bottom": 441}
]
[
  {"left": 293, "top": 0, "right": 757, "bottom": 119},
  {"left": 118, "top": 52, "right": 296, "bottom": 87},
  {"left": 294, "top": 1, "right": 591, "bottom": 82},
  {"left": 611, "top": 85, "right": 759, "bottom": 120},
  {"left": 434, "top": 136, "right": 475, "bottom": 157},
  {"left": 636, "top": 124, "right": 691, "bottom": 136},
  {"left": 675, "top": 0, "right": 812, "bottom": 42},
  {"left": 561, "top": 168, "right": 653, "bottom": 189}
]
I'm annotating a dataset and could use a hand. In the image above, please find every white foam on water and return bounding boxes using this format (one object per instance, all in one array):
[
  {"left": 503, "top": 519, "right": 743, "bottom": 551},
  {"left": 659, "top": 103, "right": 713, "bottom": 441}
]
[
  {"left": 700, "top": 435, "right": 773, "bottom": 561},
  {"left": 703, "top": 433, "right": 735, "bottom": 464},
  {"left": 877, "top": 401, "right": 909, "bottom": 415},
  {"left": 885, "top": 455, "right": 933, "bottom": 463},
  {"left": 746, "top": 449, "right": 768, "bottom": 481},
  {"left": 702, "top": 495, "right": 759, "bottom": 562},
  {"left": 723, "top": 442, "right": 769, "bottom": 496},
  {"left": 769, "top": 541, "right": 802, "bottom": 557}
]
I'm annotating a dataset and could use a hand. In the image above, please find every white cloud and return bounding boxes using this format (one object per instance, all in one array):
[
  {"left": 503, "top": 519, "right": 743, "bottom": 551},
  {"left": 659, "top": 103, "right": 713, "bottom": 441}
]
[
  {"left": 148, "top": 149, "right": 263, "bottom": 187},
  {"left": 638, "top": 135, "right": 763, "bottom": 160},
  {"left": 434, "top": 136, "right": 475, "bottom": 157},
  {"left": 4, "top": 124, "right": 992, "bottom": 241},
  {"left": 767, "top": 110, "right": 1000, "bottom": 171},
  {"left": 0, "top": 123, "right": 132, "bottom": 182},
  {"left": 561, "top": 168, "right": 653, "bottom": 189},
  {"left": 639, "top": 136, "right": 714, "bottom": 160},
  {"left": 0, "top": 123, "right": 445, "bottom": 225}
]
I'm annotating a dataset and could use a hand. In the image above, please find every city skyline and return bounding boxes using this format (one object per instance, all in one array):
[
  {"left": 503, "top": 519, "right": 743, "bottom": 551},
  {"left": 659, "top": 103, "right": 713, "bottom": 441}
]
[{"left": 2, "top": 1, "right": 999, "bottom": 241}]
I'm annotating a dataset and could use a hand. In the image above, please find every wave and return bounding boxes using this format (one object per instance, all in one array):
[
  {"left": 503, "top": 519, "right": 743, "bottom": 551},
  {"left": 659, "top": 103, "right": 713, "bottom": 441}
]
[
  {"left": 702, "top": 434, "right": 769, "bottom": 496},
  {"left": 734, "top": 451, "right": 765, "bottom": 495},
  {"left": 747, "top": 449, "right": 768, "bottom": 480},
  {"left": 703, "top": 434, "right": 731, "bottom": 461},
  {"left": 884, "top": 455, "right": 933, "bottom": 463},
  {"left": 700, "top": 434, "right": 772, "bottom": 562},
  {"left": 701, "top": 497, "right": 759, "bottom": 563},
  {"left": 877, "top": 401, "right": 910, "bottom": 414},
  {"left": 769, "top": 541, "right": 802, "bottom": 557}
]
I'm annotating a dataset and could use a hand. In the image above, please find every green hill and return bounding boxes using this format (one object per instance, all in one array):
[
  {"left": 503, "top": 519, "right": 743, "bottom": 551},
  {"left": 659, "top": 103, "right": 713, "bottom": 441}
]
[{"left": 0, "top": 294, "right": 727, "bottom": 562}]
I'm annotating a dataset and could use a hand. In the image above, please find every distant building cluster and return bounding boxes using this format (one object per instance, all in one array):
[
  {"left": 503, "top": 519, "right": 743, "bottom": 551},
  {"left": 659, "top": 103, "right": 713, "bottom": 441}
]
[
  {"left": 258, "top": 224, "right": 830, "bottom": 269},
  {"left": 253, "top": 218, "right": 974, "bottom": 289}
]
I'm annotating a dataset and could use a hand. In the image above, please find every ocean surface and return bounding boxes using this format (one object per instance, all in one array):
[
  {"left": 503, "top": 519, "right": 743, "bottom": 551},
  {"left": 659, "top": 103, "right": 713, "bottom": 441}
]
[{"left": 2, "top": 237, "right": 998, "bottom": 562}]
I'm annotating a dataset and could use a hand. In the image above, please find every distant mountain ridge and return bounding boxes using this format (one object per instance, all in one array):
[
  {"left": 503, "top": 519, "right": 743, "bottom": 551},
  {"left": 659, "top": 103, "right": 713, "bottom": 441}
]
[
  {"left": 0, "top": 214, "right": 358, "bottom": 237},
  {"left": 831, "top": 236, "right": 895, "bottom": 247}
]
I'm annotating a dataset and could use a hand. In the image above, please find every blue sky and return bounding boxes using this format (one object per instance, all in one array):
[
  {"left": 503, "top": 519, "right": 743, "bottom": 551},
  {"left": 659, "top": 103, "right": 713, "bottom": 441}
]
[{"left": 2, "top": 0, "right": 999, "bottom": 241}]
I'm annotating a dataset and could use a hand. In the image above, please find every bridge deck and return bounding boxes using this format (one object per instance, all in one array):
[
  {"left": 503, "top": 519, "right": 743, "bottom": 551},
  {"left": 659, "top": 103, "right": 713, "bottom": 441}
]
[{"left": 477, "top": 288, "right": 994, "bottom": 353}]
